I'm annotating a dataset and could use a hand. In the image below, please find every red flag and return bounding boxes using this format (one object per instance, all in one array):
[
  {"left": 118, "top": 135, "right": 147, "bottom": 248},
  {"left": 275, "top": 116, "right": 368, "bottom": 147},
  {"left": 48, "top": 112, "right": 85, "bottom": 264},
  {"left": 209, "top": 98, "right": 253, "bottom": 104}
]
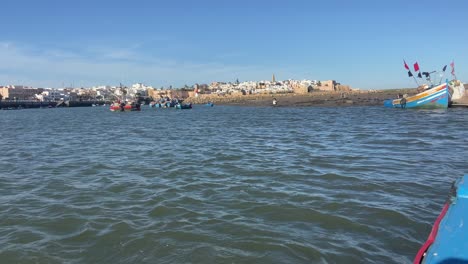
[
  {"left": 451, "top": 61, "right": 455, "bottom": 74},
  {"left": 413, "top": 62, "right": 420, "bottom": 72},
  {"left": 404, "top": 60, "right": 409, "bottom": 70}
]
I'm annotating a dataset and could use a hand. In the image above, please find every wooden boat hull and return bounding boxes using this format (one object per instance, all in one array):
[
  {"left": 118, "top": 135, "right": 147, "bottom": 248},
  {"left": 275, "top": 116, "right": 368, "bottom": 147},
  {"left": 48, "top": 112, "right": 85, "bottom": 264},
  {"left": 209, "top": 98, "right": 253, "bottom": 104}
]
[
  {"left": 384, "top": 83, "right": 449, "bottom": 109},
  {"left": 414, "top": 175, "right": 468, "bottom": 263}
]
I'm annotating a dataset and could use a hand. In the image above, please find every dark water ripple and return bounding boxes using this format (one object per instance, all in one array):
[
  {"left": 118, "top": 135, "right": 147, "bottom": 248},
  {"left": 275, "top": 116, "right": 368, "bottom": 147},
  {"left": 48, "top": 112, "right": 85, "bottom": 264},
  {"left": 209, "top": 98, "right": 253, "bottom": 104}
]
[{"left": 1, "top": 105, "right": 467, "bottom": 263}]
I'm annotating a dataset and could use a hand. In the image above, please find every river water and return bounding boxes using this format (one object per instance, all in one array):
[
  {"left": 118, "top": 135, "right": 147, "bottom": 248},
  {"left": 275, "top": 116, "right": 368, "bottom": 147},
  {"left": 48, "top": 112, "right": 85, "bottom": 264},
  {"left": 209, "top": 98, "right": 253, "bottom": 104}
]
[{"left": 1, "top": 105, "right": 467, "bottom": 264}]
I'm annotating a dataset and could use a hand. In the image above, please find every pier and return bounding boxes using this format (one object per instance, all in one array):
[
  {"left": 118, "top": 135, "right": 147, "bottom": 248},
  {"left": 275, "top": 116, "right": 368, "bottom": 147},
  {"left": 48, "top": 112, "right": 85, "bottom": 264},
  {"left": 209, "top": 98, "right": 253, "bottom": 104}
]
[
  {"left": 0, "top": 100, "right": 109, "bottom": 109},
  {"left": 451, "top": 103, "right": 468, "bottom": 108}
]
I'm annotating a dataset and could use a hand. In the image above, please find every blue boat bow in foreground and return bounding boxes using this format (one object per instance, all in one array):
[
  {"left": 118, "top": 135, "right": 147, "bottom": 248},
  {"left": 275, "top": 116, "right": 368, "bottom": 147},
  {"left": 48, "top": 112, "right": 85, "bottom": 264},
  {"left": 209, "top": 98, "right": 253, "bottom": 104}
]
[{"left": 414, "top": 175, "right": 468, "bottom": 263}]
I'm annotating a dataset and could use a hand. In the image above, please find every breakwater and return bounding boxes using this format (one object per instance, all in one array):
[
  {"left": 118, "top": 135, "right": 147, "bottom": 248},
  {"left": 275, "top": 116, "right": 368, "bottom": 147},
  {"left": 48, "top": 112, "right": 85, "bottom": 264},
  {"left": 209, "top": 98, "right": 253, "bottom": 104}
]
[{"left": 0, "top": 100, "right": 108, "bottom": 109}]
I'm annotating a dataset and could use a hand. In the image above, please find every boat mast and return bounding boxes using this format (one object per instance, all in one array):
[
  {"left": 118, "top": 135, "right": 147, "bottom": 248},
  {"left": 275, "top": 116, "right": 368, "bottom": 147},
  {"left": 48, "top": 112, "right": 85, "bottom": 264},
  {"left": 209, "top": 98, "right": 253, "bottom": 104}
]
[{"left": 438, "top": 65, "right": 448, "bottom": 85}]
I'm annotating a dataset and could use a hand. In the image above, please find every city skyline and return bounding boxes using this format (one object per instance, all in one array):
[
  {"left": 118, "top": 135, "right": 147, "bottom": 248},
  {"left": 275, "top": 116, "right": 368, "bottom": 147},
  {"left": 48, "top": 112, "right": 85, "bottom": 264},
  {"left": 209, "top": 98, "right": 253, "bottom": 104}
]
[{"left": 1, "top": 0, "right": 467, "bottom": 89}]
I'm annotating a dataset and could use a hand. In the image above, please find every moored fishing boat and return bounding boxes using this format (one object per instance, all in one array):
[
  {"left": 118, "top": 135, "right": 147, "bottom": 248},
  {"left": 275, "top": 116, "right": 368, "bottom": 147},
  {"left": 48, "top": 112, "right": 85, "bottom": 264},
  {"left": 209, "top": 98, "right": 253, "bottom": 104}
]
[
  {"left": 414, "top": 175, "right": 468, "bottom": 264},
  {"left": 384, "top": 61, "right": 463, "bottom": 109},
  {"left": 175, "top": 103, "right": 192, "bottom": 109},
  {"left": 109, "top": 101, "right": 141, "bottom": 111},
  {"left": 384, "top": 82, "right": 449, "bottom": 109},
  {"left": 109, "top": 84, "right": 141, "bottom": 112}
]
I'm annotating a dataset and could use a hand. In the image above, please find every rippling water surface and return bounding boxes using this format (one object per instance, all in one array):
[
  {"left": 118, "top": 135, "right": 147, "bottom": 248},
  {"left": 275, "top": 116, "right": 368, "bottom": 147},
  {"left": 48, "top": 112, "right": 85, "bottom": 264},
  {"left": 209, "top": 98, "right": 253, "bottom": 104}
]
[{"left": 1, "top": 105, "right": 467, "bottom": 263}]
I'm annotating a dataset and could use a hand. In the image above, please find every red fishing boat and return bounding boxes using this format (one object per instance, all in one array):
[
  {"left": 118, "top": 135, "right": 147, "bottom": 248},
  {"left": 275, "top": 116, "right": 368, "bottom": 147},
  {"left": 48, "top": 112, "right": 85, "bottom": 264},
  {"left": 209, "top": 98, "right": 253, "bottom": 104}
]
[{"left": 109, "top": 84, "right": 141, "bottom": 112}]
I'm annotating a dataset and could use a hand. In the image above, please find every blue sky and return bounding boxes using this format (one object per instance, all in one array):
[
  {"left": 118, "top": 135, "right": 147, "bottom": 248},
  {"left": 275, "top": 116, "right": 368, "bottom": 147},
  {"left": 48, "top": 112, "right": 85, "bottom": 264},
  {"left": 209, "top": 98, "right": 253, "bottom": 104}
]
[{"left": 0, "top": 0, "right": 467, "bottom": 89}]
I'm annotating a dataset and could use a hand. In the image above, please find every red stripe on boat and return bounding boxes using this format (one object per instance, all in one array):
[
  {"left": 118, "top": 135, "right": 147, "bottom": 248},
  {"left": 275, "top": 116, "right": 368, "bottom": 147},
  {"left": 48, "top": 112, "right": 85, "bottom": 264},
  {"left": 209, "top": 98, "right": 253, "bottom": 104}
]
[{"left": 413, "top": 203, "right": 450, "bottom": 264}]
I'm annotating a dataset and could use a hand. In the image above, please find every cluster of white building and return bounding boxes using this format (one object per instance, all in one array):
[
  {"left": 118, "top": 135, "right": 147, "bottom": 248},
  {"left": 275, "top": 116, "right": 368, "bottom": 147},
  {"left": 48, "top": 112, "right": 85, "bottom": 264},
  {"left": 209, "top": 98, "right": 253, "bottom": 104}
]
[
  {"left": 205, "top": 79, "right": 321, "bottom": 95},
  {"left": 0, "top": 83, "right": 152, "bottom": 102},
  {"left": 0, "top": 78, "right": 349, "bottom": 101}
]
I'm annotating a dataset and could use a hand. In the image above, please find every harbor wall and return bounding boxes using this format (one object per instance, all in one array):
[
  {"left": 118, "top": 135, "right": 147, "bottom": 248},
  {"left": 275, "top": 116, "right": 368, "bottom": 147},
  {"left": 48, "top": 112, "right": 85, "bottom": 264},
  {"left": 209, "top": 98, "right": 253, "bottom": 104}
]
[{"left": 0, "top": 100, "right": 108, "bottom": 109}]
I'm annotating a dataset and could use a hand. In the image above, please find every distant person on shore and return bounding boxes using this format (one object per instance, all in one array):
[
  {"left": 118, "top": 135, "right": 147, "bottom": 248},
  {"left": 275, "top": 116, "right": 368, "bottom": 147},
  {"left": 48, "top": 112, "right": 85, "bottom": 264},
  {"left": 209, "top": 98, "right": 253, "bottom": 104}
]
[{"left": 272, "top": 98, "right": 277, "bottom": 106}]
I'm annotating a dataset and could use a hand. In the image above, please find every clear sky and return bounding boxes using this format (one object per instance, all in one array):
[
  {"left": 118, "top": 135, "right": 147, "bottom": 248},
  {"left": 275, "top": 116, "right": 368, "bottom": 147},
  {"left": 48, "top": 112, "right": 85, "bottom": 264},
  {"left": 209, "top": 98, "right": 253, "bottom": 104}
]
[{"left": 1, "top": 0, "right": 467, "bottom": 89}]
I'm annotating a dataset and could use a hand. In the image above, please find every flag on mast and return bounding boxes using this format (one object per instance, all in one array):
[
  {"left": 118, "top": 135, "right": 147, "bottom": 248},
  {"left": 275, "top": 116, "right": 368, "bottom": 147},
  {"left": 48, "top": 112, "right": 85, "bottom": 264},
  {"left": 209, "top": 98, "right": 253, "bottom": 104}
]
[
  {"left": 450, "top": 61, "right": 457, "bottom": 79},
  {"left": 404, "top": 60, "right": 413, "bottom": 77},
  {"left": 404, "top": 60, "right": 409, "bottom": 70},
  {"left": 442, "top": 65, "right": 447, "bottom": 72},
  {"left": 414, "top": 62, "right": 422, "bottom": 78},
  {"left": 403, "top": 59, "right": 419, "bottom": 85}
]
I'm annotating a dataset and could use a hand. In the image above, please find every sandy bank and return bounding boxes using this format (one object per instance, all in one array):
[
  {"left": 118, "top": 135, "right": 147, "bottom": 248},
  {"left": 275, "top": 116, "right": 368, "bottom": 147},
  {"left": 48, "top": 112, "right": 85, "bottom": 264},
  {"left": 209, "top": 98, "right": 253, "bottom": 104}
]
[{"left": 183, "top": 89, "right": 418, "bottom": 107}]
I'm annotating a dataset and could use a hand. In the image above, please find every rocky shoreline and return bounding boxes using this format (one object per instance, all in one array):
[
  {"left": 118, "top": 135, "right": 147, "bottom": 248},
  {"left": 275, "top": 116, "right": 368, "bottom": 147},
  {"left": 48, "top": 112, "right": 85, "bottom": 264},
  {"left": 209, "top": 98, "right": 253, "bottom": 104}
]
[{"left": 183, "top": 89, "right": 418, "bottom": 107}]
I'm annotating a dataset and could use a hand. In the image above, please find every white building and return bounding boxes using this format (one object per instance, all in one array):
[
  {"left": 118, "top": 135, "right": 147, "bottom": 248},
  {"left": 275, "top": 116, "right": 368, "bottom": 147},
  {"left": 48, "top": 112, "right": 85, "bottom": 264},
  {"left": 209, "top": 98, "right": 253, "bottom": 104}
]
[{"left": 42, "top": 89, "right": 69, "bottom": 101}]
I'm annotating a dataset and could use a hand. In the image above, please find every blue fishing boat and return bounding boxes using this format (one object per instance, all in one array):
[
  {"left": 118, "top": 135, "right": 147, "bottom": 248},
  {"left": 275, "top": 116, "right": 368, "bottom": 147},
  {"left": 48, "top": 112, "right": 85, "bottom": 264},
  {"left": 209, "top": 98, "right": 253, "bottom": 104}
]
[
  {"left": 384, "top": 82, "right": 449, "bottom": 109},
  {"left": 175, "top": 103, "right": 192, "bottom": 109},
  {"left": 384, "top": 61, "right": 458, "bottom": 109},
  {"left": 205, "top": 102, "right": 214, "bottom": 107},
  {"left": 149, "top": 102, "right": 162, "bottom": 108},
  {"left": 414, "top": 175, "right": 468, "bottom": 263}
]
